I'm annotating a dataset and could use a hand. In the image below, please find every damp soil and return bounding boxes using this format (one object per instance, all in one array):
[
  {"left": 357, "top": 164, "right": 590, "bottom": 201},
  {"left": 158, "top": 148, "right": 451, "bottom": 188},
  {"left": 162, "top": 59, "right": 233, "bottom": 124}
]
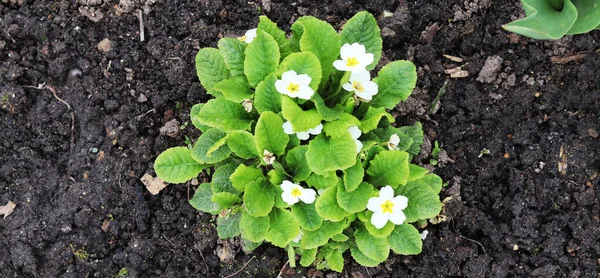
[{"left": 1, "top": 0, "right": 599, "bottom": 277}]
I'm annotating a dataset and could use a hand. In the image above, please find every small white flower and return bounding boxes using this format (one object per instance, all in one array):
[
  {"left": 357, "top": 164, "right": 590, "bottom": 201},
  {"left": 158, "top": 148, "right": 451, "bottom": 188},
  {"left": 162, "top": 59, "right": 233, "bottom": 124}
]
[
  {"left": 282, "top": 121, "right": 322, "bottom": 141},
  {"left": 238, "top": 28, "right": 257, "bottom": 43},
  {"left": 274, "top": 70, "right": 314, "bottom": 100},
  {"left": 280, "top": 180, "right": 316, "bottom": 206},
  {"left": 420, "top": 230, "right": 429, "bottom": 240},
  {"left": 348, "top": 126, "right": 363, "bottom": 153},
  {"left": 342, "top": 71, "right": 378, "bottom": 101},
  {"left": 292, "top": 230, "right": 304, "bottom": 243},
  {"left": 367, "top": 185, "right": 409, "bottom": 229},
  {"left": 388, "top": 134, "right": 400, "bottom": 150},
  {"left": 333, "top": 43, "right": 374, "bottom": 72},
  {"left": 242, "top": 99, "right": 253, "bottom": 113},
  {"left": 263, "top": 149, "right": 275, "bottom": 165}
]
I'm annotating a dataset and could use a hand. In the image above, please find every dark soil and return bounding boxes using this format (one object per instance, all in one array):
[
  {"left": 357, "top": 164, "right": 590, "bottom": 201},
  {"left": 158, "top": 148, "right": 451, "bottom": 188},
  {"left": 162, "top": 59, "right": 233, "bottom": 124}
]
[{"left": 1, "top": 0, "right": 599, "bottom": 277}]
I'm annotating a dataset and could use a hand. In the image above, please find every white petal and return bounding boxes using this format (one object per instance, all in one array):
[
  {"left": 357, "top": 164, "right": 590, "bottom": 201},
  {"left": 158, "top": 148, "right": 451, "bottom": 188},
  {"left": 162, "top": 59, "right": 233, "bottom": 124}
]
[
  {"left": 355, "top": 91, "right": 373, "bottom": 101},
  {"left": 367, "top": 196, "right": 383, "bottom": 212},
  {"left": 299, "top": 188, "right": 316, "bottom": 204},
  {"left": 308, "top": 123, "right": 323, "bottom": 135},
  {"left": 392, "top": 195, "right": 409, "bottom": 210},
  {"left": 342, "top": 83, "right": 355, "bottom": 92},
  {"left": 245, "top": 28, "right": 257, "bottom": 43},
  {"left": 297, "top": 132, "right": 310, "bottom": 140},
  {"left": 282, "top": 121, "right": 294, "bottom": 134},
  {"left": 281, "top": 70, "right": 298, "bottom": 82},
  {"left": 390, "top": 134, "right": 400, "bottom": 145},
  {"left": 371, "top": 212, "right": 389, "bottom": 229},
  {"left": 292, "top": 230, "right": 304, "bottom": 243},
  {"left": 297, "top": 74, "right": 312, "bottom": 86},
  {"left": 280, "top": 180, "right": 295, "bottom": 192},
  {"left": 388, "top": 210, "right": 406, "bottom": 225},
  {"left": 333, "top": 60, "right": 349, "bottom": 72},
  {"left": 347, "top": 126, "right": 361, "bottom": 139},
  {"left": 339, "top": 43, "right": 353, "bottom": 59},
  {"left": 420, "top": 230, "right": 429, "bottom": 240},
  {"left": 360, "top": 53, "right": 374, "bottom": 68},
  {"left": 275, "top": 80, "right": 288, "bottom": 95},
  {"left": 355, "top": 139, "right": 363, "bottom": 153},
  {"left": 363, "top": 81, "right": 378, "bottom": 96},
  {"left": 350, "top": 71, "right": 370, "bottom": 82},
  {"left": 281, "top": 191, "right": 299, "bottom": 206},
  {"left": 379, "top": 186, "right": 395, "bottom": 200},
  {"left": 296, "top": 85, "right": 315, "bottom": 100}
]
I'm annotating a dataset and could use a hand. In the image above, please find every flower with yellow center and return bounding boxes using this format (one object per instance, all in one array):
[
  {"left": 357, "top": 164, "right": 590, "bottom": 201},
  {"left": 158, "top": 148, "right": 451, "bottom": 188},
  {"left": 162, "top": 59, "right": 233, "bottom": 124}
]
[
  {"left": 367, "top": 185, "right": 408, "bottom": 229},
  {"left": 342, "top": 71, "right": 378, "bottom": 101},
  {"left": 280, "top": 180, "right": 316, "bottom": 206},
  {"left": 238, "top": 28, "right": 257, "bottom": 43},
  {"left": 333, "top": 43, "right": 374, "bottom": 72},
  {"left": 274, "top": 70, "right": 315, "bottom": 100}
]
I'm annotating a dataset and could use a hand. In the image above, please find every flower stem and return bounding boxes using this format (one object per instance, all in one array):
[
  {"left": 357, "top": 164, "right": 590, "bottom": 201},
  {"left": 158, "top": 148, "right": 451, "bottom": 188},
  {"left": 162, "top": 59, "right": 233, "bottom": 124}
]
[{"left": 286, "top": 245, "right": 296, "bottom": 268}]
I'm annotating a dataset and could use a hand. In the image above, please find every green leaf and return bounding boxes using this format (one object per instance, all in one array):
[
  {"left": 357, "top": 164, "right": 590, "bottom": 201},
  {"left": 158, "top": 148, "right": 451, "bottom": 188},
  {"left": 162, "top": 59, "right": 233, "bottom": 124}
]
[
  {"left": 367, "top": 150, "right": 410, "bottom": 188},
  {"left": 218, "top": 38, "right": 246, "bottom": 77},
  {"left": 154, "top": 147, "right": 205, "bottom": 184},
  {"left": 350, "top": 246, "right": 381, "bottom": 267},
  {"left": 305, "top": 173, "right": 339, "bottom": 190},
  {"left": 217, "top": 212, "right": 241, "bottom": 239},
  {"left": 300, "top": 248, "right": 318, "bottom": 267},
  {"left": 244, "top": 30, "right": 280, "bottom": 87},
  {"left": 311, "top": 93, "right": 344, "bottom": 121},
  {"left": 190, "top": 104, "right": 212, "bottom": 133},
  {"left": 399, "top": 122, "right": 424, "bottom": 156},
  {"left": 195, "top": 48, "right": 230, "bottom": 90},
  {"left": 230, "top": 164, "right": 264, "bottom": 191},
  {"left": 336, "top": 182, "right": 373, "bottom": 213},
  {"left": 269, "top": 170, "right": 288, "bottom": 191},
  {"left": 371, "top": 61, "right": 418, "bottom": 109},
  {"left": 291, "top": 202, "right": 323, "bottom": 231},
  {"left": 266, "top": 208, "right": 301, "bottom": 248},
  {"left": 244, "top": 179, "right": 275, "bottom": 217},
  {"left": 342, "top": 159, "right": 364, "bottom": 192},
  {"left": 255, "top": 111, "right": 289, "bottom": 156},
  {"left": 359, "top": 106, "right": 394, "bottom": 133},
  {"left": 502, "top": 0, "right": 577, "bottom": 39},
  {"left": 254, "top": 73, "right": 282, "bottom": 114},
  {"left": 189, "top": 183, "right": 221, "bottom": 214},
  {"left": 388, "top": 224, "right": 422, "bottom": 255},
  {"left": 408, "top": 164, "right": 430, "bottom": 181},
  {"left": 325, "top": 248, "right": 344, "bottom": 272},
  {"left": 418, "top": 173, "right": 443, "bottom": 194},
  {"left": 240, "top": 211, "right": 270, "bottom": 242},
  {"left": 306, "top": 133, "right": 357, "bottom": 175},
  {"left": 285, "top": 146, "right": 311, "bottom": 182},
  {"left": 277, "top": 52, "right": 322, "bottom": 91},
  {"left": 301, "top": 220, "right": 346, "bottom": 249},
  {"left": 323, "top": 113, "right": 360, "bottom": 139},
  {"left": 258, "top": 15, "right": 293, "bottom": 58},
  {"left": 355, "top": 227, "right": 389, "bottom": 262},
  {"left": 197, "top": 98, "right": 253, "bottom": 131},
  {"left": 400, "top": 179, "right": 443, "bottom": 222},
  {"left": 292, "top": 17, "right": 340, "bottom": 89},
  {"left": 213, "top": 76, "right": 253, "bottom": 103},
  {"left": 340, "top": 11, "right": 382, "bottom": 70},
  {"left": 211, "top": 192, "right": 241, "bottom": 208},
  {"left": 281, "top": 96, "right": 322, "bottom": 132},
  {"left": 242, "top": 238, "right": 263, "bottom": 253},
  {"left": 227, "top": 131, "right": 260, "bottom": 159},
  {"left": 315, "top": 185, "right": 350, "bottom": 222},
  {"left": 191, "top": 128, "right": 231, "bottom": 164},
  {"left": 211, "top": 163, "right": 239, "bottom": 194},
  {"left": 331, "top": 233, "right": 349, "bottom": 242},
  {"left": 361, "top": 211, "right": 395, "bottom": 238},
  {"left": 569, "top": 0, "right": 600, "bottom": 34}
]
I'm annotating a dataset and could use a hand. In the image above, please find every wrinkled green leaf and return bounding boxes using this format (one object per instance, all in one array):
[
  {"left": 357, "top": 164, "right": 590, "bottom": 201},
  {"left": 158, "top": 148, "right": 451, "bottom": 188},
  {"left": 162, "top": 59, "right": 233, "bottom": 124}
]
[
  {"left": 266, "top": 208, "right": 301, "bottom": 248},
  {"left": 217, "top": 212, "right": 241, "bottom": 238},
  {"left": 359, "top": 106, "right": 394, "bottom": 134},
  {"left": 336, "top": 182, "right": 373, "bottom": 213},
  {"left": 197, "top": 98, "right": 253, "bottom": 131},
  {"left": 154, "top": 147, "right": 205, "bottom": 184},
  {"left": 191, "top": 128, "right": 231, "bottom": 164},
  {"left": 255, "top": 111, "right": 289, "bottom": 156},
  {"left": 244, "top": 30, "right": 280, "bottom": 87},
  {"left": 189, "top": 183, "right": 221, "bottom": 215},
  {"left": 291, "top": 202, "right": 323, "bottom": 231},
  {"left": 211, "top": 163, "right": 239, "bottom": 194},
  {"left": 315, "top": 185, "right": 350, "bottom": 222},
  {"left": 195, "top": 48, "right": 230, "bottom": 90},
  {"left": 244, "top": 179, "right": 275, "bottom": 217},
  {"left": 355, "top": 228, "right": 389, "bottom": 262},
  {"left": 230, "top": 164, "right": 264, "bottom": 192},
  {"left": 213, "top": 76, "right": 253, "bottom": 102},
  {"left": 277, "top": 52, "right": 322, "bottom": 91},
  {"left": 285, "top": 145, "right": 311, "bottom": 182},
  {"left": 240, "top": 211, "right": 270, "bottom": 242},
  {"left": 301, "top": 220, "right": 346, "bottom": 249},
  {"left": 323, "top": 113, "right": 360, "bottom": 139},
  {"left": 371, "top": 61, "right": 417, "bottom": 109},
  {"left": 342, "top": 159, "right": 364, "bottom": 192},
  {"left": 211, "top": 192, "right": 241, "bottom": 208},
  {"left": 388, "top": 224, "right": 422, "bottom": 255},
  {"left": 258, "top": 15, "right": 293, "bottom": 58},
  {"left": 281, "top": 96, "right": 322, "bottom": 132},
  {"left": 227, "top": 131, "right": 260, "bottom": 159},
  {"left": 306, "top": 133, "right": 357, "bottom": 176},
  {"left": 367, "top": 150, "right": 410, "bottom": 188},
  {"left": 400, "top": 179, "right": 443, "bottom": 222},
  {"left": 218, "top": 38, "right": 246, "bottom": 77},
  {"left": 254, "top": 73, "right": 282, "bottom": 114}
]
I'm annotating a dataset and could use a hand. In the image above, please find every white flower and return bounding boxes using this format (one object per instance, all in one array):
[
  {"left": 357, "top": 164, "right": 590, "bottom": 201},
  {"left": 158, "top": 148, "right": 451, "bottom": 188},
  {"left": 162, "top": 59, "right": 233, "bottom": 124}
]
[
  {"left": 333, "top": 43, "right": 374, "bottom": 72},
  {"left": 282, "top": 121, "right": 322, "bottom": 140},
  {"left": 342, "top": 71, "right": 378, "bottom": 101},
  {"left": 348, "top": 126, "right": 363, "bottom": 153},
  {"left": 280, "top": 180, "right": 316, "bottom": 206},
  {"left": 239, "top": 28, "right": 257, "bottom": 43},
  {"left": 274, "top": 70, "right": 314, "bottom": 100},
  {"left": 388, "top": 134, "right": 400, "bottom": 150},
  {"left": 292, "top": 230, "right": 304, "bottom": 243},
  {"left": 242, "top": 99, "right": 253, "bottom": 112},
  {"left": 420, "top": 230, "right": 429, "bottom": 240},
  {"left": 367, "top": 185, "right": 408, "bottom": 229},
  {"left": 262, "top": 149, "right": 275, "bottom": 165}
]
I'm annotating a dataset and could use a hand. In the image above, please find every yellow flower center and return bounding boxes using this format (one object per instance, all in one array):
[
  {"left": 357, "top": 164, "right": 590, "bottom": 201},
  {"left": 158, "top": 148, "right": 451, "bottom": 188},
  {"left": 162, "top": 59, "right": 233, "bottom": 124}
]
[
  {"left": 380, "top": 200, "right": 394, "bottom": 214},
  {"left": 352, "top": 81, "right": 365, "bottom": 92},
  {"left": 346, "top": 57, "right": 360, "bottom": 67},
  {"left": 291, "top": 187, "right": 302, "bottom": 197},
  {"left": 287, "top": 83, "right": 300, "bottom": 94},
  {"left": 238, "top": 36, "right": 247, "bottom": 42}
]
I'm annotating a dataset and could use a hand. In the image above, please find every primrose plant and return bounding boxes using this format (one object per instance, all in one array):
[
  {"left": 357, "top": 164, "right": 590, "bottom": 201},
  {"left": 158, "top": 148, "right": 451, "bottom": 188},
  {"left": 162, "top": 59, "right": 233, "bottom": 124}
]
[
  {"left": 154, "top": 11, "right": 444, "bottom": 272},
  {"left": 503, "top": 0, "right": 600, "bottom": 40}
]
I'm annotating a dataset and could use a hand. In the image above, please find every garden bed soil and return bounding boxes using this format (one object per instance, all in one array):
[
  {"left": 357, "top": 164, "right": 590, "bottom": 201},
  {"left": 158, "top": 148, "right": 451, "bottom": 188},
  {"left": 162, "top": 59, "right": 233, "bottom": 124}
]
[{"left": 1, "top": 0, "right": 599, "bottom": 277}]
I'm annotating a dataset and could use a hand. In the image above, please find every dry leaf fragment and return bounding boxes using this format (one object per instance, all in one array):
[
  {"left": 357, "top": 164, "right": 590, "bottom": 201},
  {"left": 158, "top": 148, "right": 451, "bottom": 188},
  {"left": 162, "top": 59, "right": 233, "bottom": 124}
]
[
  {"left": 443, "top": 54, "right": 464, "bottom": 63},
  {"left": 558, "top": 145, "right": 568, "bottom": 176},
  {"left": 141, "top": 173, "right": 167, "bottom": 195},
  {"left": 0, "top": 201, "right": 16, "bottom": 219},
  {"left": 444, "top": 67, "right": 462, "bottom": 74},
  {"left": 450, "top": 70, "right": 469, "bottom": 78}
]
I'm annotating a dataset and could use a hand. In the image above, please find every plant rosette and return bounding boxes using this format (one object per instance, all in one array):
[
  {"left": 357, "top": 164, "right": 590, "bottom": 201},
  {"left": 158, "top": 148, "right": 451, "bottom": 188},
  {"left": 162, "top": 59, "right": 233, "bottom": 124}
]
[{"left": 153, "top": 11, "right": 444, "bottom": 272}]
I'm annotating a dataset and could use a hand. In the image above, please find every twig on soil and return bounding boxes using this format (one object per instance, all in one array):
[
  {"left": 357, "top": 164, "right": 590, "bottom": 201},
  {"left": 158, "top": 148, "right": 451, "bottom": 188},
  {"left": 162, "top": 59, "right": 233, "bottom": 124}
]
[
  {"left": 194, "top": 243, "right": 211, "bottom": 274},
  {"left": 22, "top": 84, "right": 76, "bottom": 150},
  {"left": 135, "top": 9, "right": 145, "bottom": 42},
  {"left": 223, "top": 256, "right": 255, "bottom": 278},
  {"left": 550, "top": 51, "right": 591, "bottom": 64},
  {"left": 459, "top": 235, "right": 487, "bottom": 255},
  {"left": 136, "top": 108, "right": 156, "bottom": 120},
  {"left": 161, "top": 234, "right": 175, "bottom": 247},
  {"left": 275, "top": 260, "right": 289, "bottom": 278}
]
